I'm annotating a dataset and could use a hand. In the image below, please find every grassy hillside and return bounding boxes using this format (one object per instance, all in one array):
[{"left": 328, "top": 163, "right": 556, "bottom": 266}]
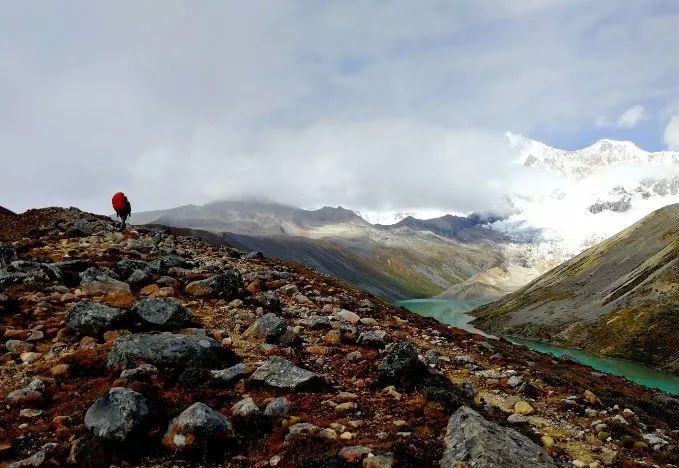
[{"left": 471, "top": 204, "right": 679, "bottom": 374}]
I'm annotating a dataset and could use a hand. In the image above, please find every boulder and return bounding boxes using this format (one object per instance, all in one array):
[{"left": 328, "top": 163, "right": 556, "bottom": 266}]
[
  {"left": 132, "top": 298, "right": 192, "bottom": 330},
  {"left": 74, "top": 217, "right": 109, "bottom": 235},
  {"left": 107, "top": 332, "right": 236, "bottom": 370},
  {"left": 264, "top": 397, "right": 291, "bottom": 418},
  {"left": 184, "top": 270, "right": 242, "bottom": 299},
  {"left": 114, "top": 259, "right": 155, "bottom": 280},
  {"left": 81, "top": 276, "right": 131, "bottom": 295},
  {"left": 357, "top": 330, "right": 389, "bottom": 348},
  {"left": 84, "top": 387, "right": 149, "bottom": 442},
  {"left": 231, "top": 396, "right": 260, "bottom": 419},
  {"left": 79, "top": 267, "right": 119, "bottom": 283},
  {"left": 67, "top": 300, "right": 129, "bottom": 336},
  {"left": 211, "top": 363, "right": 250, "bottom": 385},
  {"left": 245, "top": 313, "right": 287, "bottom": 343},
  {"left": 250, "top": 356, "right": 325, "bottom": 391},
  {"left": 304, "top": 315, "right": 332, "bottom": 330},
  {"left": 440, "top": 406, "right": 559, "bottom": 468},
  {"left": 162, "top": 402, "right": 235, "bottom": 452},
  {"left": 335, "top": 309, "right": 360, "bottom": 324},
  {"left": 377, "top": 341, "right": 427, "bottom": 390}
]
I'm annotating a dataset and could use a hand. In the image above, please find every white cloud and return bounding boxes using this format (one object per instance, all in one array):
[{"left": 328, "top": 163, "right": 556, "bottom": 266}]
[
  {"left": 0, "top": 1, "right": 678, "bottom": 214},
  {"left": 616, "top": 105, "right": 647, "bottom": 128},
  {"left": 665, "top": 115, "right": 679, "bottom": 150},
  {"left": 596, "top": 105, "right": 647, "bottom": 128}
]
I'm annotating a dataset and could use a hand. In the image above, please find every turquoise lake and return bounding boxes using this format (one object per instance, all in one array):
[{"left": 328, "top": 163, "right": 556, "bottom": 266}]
[{"left": 398, "top": 299, "right": 679, "bottom": 395}]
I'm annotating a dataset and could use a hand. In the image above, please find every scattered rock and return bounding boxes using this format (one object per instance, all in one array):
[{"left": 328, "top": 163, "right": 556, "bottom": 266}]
[
  {"left": 338, "top": 445, "right": 372, "bottom": 463},
  {"left": 250, "top": 356, "right": 325, "bottom": 391},
  {"left": 231, "top": 396, "right": 260, "bottom": 419},
  {"left": 6, "top": 339, "right": 34, "bottom": 355},
  {"left": 107, "top": 332, "right": 236, "bottom": 370},
  {"left": 377, "top": 341, "right": 427, "bottom": 390},
  {"left": 211, "top": 363, "right": 250, "bottom": 385},
  {"left": 67, "top": 300, "right": 129, "bottom": 336},
  {"left": 132, "top": 297, "right": 193, "bottom": 330},
  {"left": 163, "top": 402, "right": 235, "bottom": 452},
  {"left": 514, "top": 401, "right": 535, "bottom": 416},
  {"left": 184, "top": 270, "right": 242, "bottom": 299},
  {"left": 84, "top": 387, "right": 149, "bottom": 442},
  {"left": 246, "top": 313, "right": 287, "bottom": 343},
  {"left": 440, "top": 406, "right": 559, "bottom": 468},
  {"left": 357, "top": 330, "right": 389, "bottom": 348},
  {"left": 335, "top": 309, "right": 360, "bottom": 324},
  {"left": 264, "top": 397, "right": 291, "bottom": 418}
]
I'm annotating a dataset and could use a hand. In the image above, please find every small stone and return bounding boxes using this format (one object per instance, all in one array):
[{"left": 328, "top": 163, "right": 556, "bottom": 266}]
[
  {"left": 583, "top": 390, "right": 599, "bottom": 405},
  {"left": 346, "top": 351, "right": 363, "bottom": 362},
  {"left": 335, "top": 402, "right": 357, "bottom": 413},
  {"left": 5, "top": 339, "right": 33, "bottom": 355},
  {"left": 163, "top": 402, "right": 235, "bottom": 452},
  {"left": 26, "top": 329, "right": 44, "bottom": 342},
  {"left": 286, "top": 422, "right": 320, "bottom": 441},
  {"left": 357, "top": 330, "right": 389, "bottom": 348},
  {"left": 120, "top": 363, "right": 159, "bottom": 381},
  {"left": 335, "top": 309, "right": 360, "bottom": 324},
  {"left": 250, "top": 356, "right": 325, "bottom": 391},
  {"left": 507, "top": 413, "right": 528, "bottom": 424},
  {"left": 50, "top": 364, "right": 71, "bottom": 378},
  {"left": 20, "top": 352, "right": 43, "bottom": 363},
  {"left": 541, "top": 435, "right": 555, "bottom": 449},
  {"left": 211, "top": 363, "right": 250, "bottom": 385},
  {"left": 319, "top": 428, "right": 338, "bottom": 440},
  {"left": 19, "top": 409, "right": 44, "bottom": 418},
  {"left": 264, "top": 397, "right": 291, "bottom": 418},
  {"left": 132, "top": 297, "right": 192, "bottom": 330},
  {"left": 67, "top": 300, "right": 129, "bottom": 337},
  {"left": 363, "top": 454, "right": 395, "bottom": 468},
  {"left": 507, "top": 375, "right": 523, "bottom": 387},
  {"left": 338, "top": 445, "right": 371, "bottom": 463},
  {"left": 514, "top": 401, "right": 535, "bottom": 415},
  {"left": 231, "top": 396, "right": 260, "bottom": 419},
  {"left": 340, "top": 431, "right": 354, "bottom": 440}
]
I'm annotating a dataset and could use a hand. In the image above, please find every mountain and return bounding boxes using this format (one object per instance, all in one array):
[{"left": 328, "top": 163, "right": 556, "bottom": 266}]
[
  {"left": 1, "top": 207, "right": 677, "bottom": 467},
  {"left": 472, "top": 204, "right": 679, "bottom": 374},
  {"left": 133, "top": 200, "right": 512, "bottom": 301}
]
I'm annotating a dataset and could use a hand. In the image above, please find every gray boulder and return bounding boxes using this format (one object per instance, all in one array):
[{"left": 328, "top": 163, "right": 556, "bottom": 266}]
[
  {"left": 250, "top": 356, "right": 325, "bottom": 391},
  {"left": 74, "top": 217, "right": 109, "bottom": 235},
  {"left": 163, "top": 402, "right": 234, "bottom": 452},
  {"left": 246, "top": 313, "right": 287, "bottom": 343},
  {"left": 0, "top": 261, "right": 61, "bottom": 288},
  {"left": 231, "top": 396, "right": 260, "bottom": 419},
  {"left": 132, "top": 298, "right": 192, "bottom": 330},
  {"left": 184, "top": 270, "right": 242, "bottom": 299},
  {"left": 114, "top": 259, "right": 155, "bottom": 280},
  {"left": 67, "top": 300, "right": 129, "bottom": 336},
  {"left": 107, "top": 332, "right": 236, "bottom": 370},
  {"left": 264, "top": 397, "right": 291, "bottom": 418},
  {"left": 440, "top": 406, "right": 559, "bottom": 468},
  {"left": 304, "top": 315, "right": 331, "bottom": 330},
  {"left": 211, "top": 363, "right": 250, "bottom": 385},
  {"left": 377, "top": 341, "right": 427, "bottom": 390},
  {"left": 79, "top": 267, "right": 119, "bottom": 283},
  {"left": 357, "top": 330, "right": 389, "bottom": 348},
  {"left": 84, "top": 387, "right": 149, "bottom": 442}
]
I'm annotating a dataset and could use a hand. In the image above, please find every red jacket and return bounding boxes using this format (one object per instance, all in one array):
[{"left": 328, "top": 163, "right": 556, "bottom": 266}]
[{"left": 112, "top": 192, "right": 127, "bottom": 211}]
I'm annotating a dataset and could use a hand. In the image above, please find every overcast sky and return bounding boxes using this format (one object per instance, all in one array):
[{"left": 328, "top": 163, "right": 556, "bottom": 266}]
[{"left": 1, "top": 1, "right": 679, "bottom": 215}]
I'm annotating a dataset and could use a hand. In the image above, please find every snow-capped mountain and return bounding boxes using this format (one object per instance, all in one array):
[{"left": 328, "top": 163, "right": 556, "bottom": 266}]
[{"left": 498, "top": 134, "right": 679, "bottom": 264}]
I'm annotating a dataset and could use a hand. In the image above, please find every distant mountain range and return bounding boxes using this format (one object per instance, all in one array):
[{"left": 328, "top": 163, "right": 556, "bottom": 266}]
[
  {"left": 472, "top": 203, "right": 679, "bottom": 375},
  {"left": 132, "top": 137, "right": 679, "bottom": 303},
  {"left": 132, "top": 200, "right": 513, "bottom": 300}
]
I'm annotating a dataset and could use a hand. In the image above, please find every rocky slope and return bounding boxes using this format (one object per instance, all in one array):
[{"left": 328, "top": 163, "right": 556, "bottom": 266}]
[
  {"left": 472, "top": 204, "right": 679, "bottom": 375},
  {"left": 0, "top": 208, "right": 677, "bottom": 467}
]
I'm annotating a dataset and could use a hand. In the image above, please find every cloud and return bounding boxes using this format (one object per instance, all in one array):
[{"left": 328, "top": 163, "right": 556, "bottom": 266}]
[
  {"left": 0, "top": 1, "right": 678, "bottom": 214},
  {"left": 596, "top": 105, "right": 648, "bottom": 128},
  {"left": 617, "top": 105, "right": 648, "bottom": 127},
  {"left": 665, "top": 115, "right": 679, "bottom": 150}
]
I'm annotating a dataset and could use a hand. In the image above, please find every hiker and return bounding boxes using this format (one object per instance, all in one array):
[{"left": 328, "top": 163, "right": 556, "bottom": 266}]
[{"left": 112, "top": 192, "right": 132, "bottom": 229}]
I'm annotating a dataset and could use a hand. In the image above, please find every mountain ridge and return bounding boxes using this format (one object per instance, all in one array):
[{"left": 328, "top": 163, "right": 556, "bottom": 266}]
[{"left": 471, "top": 203, "right": 679, "bottom": 374}]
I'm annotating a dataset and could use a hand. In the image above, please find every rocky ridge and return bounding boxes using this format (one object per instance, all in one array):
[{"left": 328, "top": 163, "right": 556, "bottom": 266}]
[{"left": 0, "top": 208, "right": 677, "bottom": 467}]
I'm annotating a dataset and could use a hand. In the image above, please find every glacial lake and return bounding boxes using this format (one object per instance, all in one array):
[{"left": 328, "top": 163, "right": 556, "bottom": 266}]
[{"left": 398, "top": 299, "right": 679, "bottom": 395}]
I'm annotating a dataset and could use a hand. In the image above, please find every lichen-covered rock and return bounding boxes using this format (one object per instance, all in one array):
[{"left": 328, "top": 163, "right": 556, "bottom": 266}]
[
  {"left": 211, "top": 363, "right": 250, "bottom": 385},
  {"left": 264, "top": 397, "right": 290, "bottom": 418},
  {"left": 231, "top": 396, "right": 260, "bottom": 419},
  {"left": 357, "top": 330, "right": 389, "bottom": 348},
  {"left": 440, "top": 406, "right": 559, "bottom": 468},
  {"left": 184, "top": 270, "right": 242, "bottom": 298},
  {"left": 250, "top": 356, "right": 325, "bottom": 391},
  {"left": 107, "top": 332, "right": 237, "bottom": 370},
  {"left": 245, "top": 313, "right": 287, "bottom": 343},
  {"left": 377, "top": 341, "right": 427, "bottom": 390},
  {"left": 132, "top": 297, "right": 192, "bottom": 330},
  {"left": 67, "top": 300, "right": 129, "bottom": 336},
  {"left": 84, "top": 387, "right": 149, "bottom": 442},
  {"left": 162, "top": 402, "right": 235, "bottom": 452},
  {"left": 114, "top": 259, "right": 155, "bottom": 280}
]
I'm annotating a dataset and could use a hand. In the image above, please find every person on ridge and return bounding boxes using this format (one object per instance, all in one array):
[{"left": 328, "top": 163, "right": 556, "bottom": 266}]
[{"left": 112, "top": 192, "right": 132, "bottom": 229}]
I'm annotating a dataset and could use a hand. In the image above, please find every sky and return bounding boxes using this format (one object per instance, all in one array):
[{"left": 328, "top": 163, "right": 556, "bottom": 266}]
[{"left": 1, "top": 1, "right": 679, "bottom": 215}]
